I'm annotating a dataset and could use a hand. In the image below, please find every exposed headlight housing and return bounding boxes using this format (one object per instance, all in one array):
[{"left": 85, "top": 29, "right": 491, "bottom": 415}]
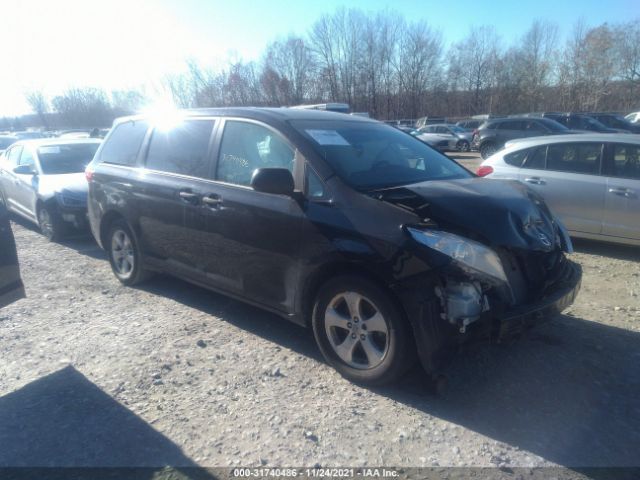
[{"left": 407, "top": 227, "right": 508, "bottom": 283}]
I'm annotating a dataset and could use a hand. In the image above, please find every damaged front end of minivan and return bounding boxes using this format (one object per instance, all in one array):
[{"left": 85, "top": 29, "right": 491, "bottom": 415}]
[{"left": 375, "top": 178, "right": 582, "bottom": 374}]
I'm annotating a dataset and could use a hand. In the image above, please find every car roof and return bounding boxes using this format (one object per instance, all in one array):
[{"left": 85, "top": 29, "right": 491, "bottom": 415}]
[
  {"left": 505, "top": 133, "right": 640, "bottom": 150},
  {"left": 490, "top": 116, "right": 545, "bottom": 122},
  {"left": 10, "top": 138, "right": 102, "bottom": 148},
  {"left": 114, "top": 107, "right": 378, "bottom": 127}
]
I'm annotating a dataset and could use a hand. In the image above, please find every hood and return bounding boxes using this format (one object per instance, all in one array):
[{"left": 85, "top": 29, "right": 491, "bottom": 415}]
[
  {"left": 551, "top": 130, "right": 581, "bottom": 135},
  {"left": 455, "top": 132, "right": 473, "bottom": 141},
  {"left": 37, "top": 173, "right": 88, "bottom": 198},
  {"left": 378, "top": 178, "right": 559, "bottom": 252}
]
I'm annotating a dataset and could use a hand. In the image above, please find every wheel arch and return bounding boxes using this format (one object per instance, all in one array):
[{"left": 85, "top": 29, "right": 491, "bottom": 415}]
[
  {"left": 99, "top": 210, "right": 128, "bottom": 250},
  {"left": 300, "top": 261, "right": 409, "bottom": 328}
]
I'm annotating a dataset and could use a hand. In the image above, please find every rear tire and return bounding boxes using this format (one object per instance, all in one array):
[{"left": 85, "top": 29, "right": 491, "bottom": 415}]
[
  {"left": 311, "top": 275, "right": 415, "bottom": 386},
  {"left": 480, "top": 142, "right": 497, "bottom": 159},
  {"left": 107, "top": 220, "right": 150, "bottom": 286},
  {"left": 37, "top": 205, "right": 64, "bottom": 242}
]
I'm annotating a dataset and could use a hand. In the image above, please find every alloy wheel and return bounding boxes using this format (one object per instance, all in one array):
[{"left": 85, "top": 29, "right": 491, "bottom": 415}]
[
  {"left": 111, "top": 229, "right": 135, "bottom": 278},
  {"left": 38, "top": 208, "right": 54, "bottom": 239},
  {"left": 324, "top": 292, "right": 389, "bottom": 370}
]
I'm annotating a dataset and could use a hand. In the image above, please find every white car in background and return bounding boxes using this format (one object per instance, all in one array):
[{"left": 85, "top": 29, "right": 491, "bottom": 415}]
[{"left": 477, "top": 134, "right": 640, "bottom": 246}]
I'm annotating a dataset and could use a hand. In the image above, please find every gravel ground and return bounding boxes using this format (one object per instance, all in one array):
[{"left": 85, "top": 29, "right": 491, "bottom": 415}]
[{"left": 1, "top": 214, "right": 639, "bottom": 470}]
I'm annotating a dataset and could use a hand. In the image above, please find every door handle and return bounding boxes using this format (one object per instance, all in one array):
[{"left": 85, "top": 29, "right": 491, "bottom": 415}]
[
  {"left": 202, "top": 194, "right": 222, "bottom": 208},
  {"left": 524, "top": 177, "right": 546, "bottom": 185},
  {"left": 608, "top": 188, "right": 636, "bottom": 198},
  {"left": 178, "top": 190, "right": 199, "bottom": 204}
]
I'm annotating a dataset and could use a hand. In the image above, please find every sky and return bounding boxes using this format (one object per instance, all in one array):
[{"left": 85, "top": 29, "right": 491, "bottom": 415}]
[{"left": 1, "top": 0, "right": 638, "bottom": 116}]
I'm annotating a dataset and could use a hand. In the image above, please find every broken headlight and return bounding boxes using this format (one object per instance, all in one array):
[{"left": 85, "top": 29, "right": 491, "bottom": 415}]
[{"left": 407, "top": 227, "right": 508, "bottom": 283}]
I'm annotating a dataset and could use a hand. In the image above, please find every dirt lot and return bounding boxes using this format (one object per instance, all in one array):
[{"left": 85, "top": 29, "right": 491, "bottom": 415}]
[
  {"left": 446, "top": 151, "right": 483, "bottom": 172},
  {"left": 1, "top": 203, "right": 639, "bottom": 470}
]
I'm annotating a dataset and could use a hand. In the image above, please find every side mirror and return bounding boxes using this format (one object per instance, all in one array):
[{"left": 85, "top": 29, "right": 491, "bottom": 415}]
[
  {"left": 13, "top": 165, "right": 35, "bottom": 175},
  {"left": 251, "top": 168, "right": 294, "bottom": 196}
]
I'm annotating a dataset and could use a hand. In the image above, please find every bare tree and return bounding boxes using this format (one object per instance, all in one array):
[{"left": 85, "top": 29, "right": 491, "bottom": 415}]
[
  {"left": 51, "top": 87, "right": 113, "bottom": 127},
  {"left": 518, "top": 20, "right": 559, "bottom": 110},
  {"left": 111, "top": 89, "right": 147, "bottom": 114},
  {"left": 263, "top": 35, "right": 316, "bottom": 105},
  {"left": 448, "top": 26, "right": 501, "bottom": 115},
  {"left": 395, "top": 21, "right": 443, "bottom": 118},
  {"left": 309, "top": 8, "right": 366, "bottom": 105},
  {"left": 25, "top": 91, "right": 50, "bottom": 128},
  {"left": 613, "top": 19, "right": 640, "bottom": 109}
]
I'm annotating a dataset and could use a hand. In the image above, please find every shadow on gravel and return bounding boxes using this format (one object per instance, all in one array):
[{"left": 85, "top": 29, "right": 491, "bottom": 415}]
[
  {"left": 138, "top": 273, "right": 640, "bottom": 468},
  {"left": 58, "top": 236, "right": 106, "bottom": 261},
  {"left": 0, "top": 366, "right": 214, "bottom": 478},
  {"left": 383, "top": 315, "right": 640, "bottom": 469},
  {"left": 136, "top": 274, "right": 324, "bottom": 364},
  {"left": 572, "top": 238, "right": 640, "bottom": 262}
]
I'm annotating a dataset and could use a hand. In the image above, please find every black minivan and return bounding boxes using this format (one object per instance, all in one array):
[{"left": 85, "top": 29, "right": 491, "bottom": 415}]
[{"left": 87, "top": 108, "right": 581, "bottom": 385}]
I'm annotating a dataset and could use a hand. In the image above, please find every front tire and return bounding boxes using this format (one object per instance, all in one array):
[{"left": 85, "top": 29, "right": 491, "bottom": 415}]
[
  {"left": 311, "top": 275, "right": 415, "bottom": 386},
  {"left": 37, "top": 205, "right": 64, "bottom": 242},
  {"left": 107, "top": 220, "right": 150, "bottom": 286},
  {"left": 457, "top": 140, "right": 470, "bottom": 152}
]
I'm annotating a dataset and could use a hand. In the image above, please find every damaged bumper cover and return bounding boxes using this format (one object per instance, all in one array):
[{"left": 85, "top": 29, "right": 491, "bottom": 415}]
[{"left": 495, "top": 259, "right": 581, "bottom": 340}]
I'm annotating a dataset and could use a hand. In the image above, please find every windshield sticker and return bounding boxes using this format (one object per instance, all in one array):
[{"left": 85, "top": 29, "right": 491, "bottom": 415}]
[
  {"left": 305, "top": 129, "right": 350, "bottom": 146},
  {"left": 38, "top": 146, "right": 61, "bottom": 154}
]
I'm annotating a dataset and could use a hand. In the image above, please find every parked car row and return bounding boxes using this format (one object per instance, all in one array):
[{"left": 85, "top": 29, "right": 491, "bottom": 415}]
[
  {"left": 0, "top": 128, "right": 110, "bottom": 152},
  {"left": 1, "top": 108, "right": 582, "bottom": 386}
]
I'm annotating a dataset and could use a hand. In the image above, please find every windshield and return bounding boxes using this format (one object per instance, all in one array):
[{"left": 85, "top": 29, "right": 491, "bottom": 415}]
[
  {"left": 0, "top": 137, "right": 17, "bottom": 149},
  {"left": 585, "top": 117, "right": 609, "bottom": 130},
  {"left": 291, "top": 120, "right": 472, "bottom": 190},
  {"left": 38, "top": 143, "right": 99, "bottom": 174},
  {"left": 539, "top": 118, "right": 569, "bottom": 132}
]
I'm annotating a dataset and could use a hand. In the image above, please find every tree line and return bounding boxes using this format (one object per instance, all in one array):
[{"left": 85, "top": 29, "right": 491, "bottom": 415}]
[{"left": 8, "top": 9, "right": 640, "bottom": 129}]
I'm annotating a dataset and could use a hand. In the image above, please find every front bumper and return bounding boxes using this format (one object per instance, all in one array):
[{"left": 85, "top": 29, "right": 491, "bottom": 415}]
[
  {"left": 402, "top": 259, "right": 582, "bottom": 374},
  {"left": 58, "top": 205, "right": 89, "bottom": 229},
  {"left": 495, "top": 259, "right": 582, "bottom": 340}
]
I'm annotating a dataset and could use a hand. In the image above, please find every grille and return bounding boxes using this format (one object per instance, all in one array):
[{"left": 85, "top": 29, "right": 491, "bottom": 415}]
[{"left": 499, "top": 249, "right": 564, "bottom": 304}]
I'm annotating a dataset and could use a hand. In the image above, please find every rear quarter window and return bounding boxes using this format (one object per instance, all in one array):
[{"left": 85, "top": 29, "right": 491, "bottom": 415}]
[
  {"left": 99, "top": 120, "right": 149, "bottom": 166},
  {"left": 503, "top": 148, "right": 529, "bottom": 167},
  {"left": 523, "top": 146, "right": 546, "bottom": 169}
]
